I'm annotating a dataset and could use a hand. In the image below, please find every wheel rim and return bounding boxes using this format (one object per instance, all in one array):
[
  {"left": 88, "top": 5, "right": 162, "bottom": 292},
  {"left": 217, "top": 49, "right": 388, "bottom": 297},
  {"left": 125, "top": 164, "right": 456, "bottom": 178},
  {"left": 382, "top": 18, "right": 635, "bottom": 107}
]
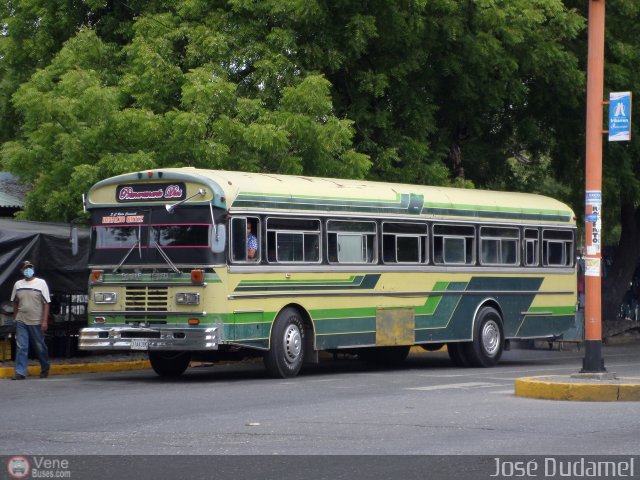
[
  {"left": 283, "top": 323, "right": 302, "bottom": 364},
  {"left": 481, "top": 320, "right": 501, "bottom": 357}
]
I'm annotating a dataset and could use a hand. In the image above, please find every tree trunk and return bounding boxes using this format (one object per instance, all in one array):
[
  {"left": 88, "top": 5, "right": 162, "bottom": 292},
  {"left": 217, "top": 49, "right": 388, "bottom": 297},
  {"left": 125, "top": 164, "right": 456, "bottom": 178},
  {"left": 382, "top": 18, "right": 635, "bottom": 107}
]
[
  {"left": 602, "top": 201, "right": 640, "bottom": 322},
  {"left": 449, "top": 143, "right": 464, "bottom": 179}
]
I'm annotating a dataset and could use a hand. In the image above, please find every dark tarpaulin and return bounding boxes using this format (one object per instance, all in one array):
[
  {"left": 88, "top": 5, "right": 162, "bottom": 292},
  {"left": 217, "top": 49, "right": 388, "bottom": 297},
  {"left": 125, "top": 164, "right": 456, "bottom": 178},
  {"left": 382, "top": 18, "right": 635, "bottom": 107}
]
[{"left": 0, "top": 219, "right": 89, "bottom": 302}]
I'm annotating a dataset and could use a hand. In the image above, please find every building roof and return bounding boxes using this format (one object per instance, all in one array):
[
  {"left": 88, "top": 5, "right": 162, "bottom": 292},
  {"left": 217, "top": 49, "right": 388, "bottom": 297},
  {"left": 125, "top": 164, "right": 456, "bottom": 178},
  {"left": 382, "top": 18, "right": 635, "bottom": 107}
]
[{"left": 0, "top": 172, "right": 27, "bottom": 208}]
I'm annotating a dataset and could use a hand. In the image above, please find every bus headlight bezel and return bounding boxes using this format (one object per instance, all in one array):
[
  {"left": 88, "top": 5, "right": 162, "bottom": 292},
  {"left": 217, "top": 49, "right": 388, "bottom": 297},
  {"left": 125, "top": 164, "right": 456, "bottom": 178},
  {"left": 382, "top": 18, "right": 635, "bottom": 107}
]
[
  {"left": 176, "top": 292, "right": 200, "bottom": 305},
  {"left": 94, "top": 292, "right": 117, "bottom": 304}
]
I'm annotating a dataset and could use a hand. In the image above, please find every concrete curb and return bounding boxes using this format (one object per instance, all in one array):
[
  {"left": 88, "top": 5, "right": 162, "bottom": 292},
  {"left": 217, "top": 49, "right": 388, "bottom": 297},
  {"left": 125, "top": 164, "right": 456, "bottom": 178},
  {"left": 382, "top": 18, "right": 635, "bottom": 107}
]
[
  {"left": 0, "top": 360, "right": 151, "bottom": 379},
  {"left": 515, "top": 375, "right": 640, "bottom": 401}
]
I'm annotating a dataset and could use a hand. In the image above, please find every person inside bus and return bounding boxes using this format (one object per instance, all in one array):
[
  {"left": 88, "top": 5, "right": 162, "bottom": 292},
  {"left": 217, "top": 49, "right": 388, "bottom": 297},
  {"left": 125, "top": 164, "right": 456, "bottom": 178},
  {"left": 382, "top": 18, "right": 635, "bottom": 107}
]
[{"left": 247, "top": 221, "right": 258, "bottom": 260}]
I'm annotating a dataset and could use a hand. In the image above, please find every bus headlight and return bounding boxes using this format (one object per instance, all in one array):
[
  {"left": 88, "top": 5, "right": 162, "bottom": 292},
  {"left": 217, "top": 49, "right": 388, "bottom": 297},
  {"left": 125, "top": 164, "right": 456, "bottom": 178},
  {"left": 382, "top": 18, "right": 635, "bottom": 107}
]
[
  {"left": 176, "top": 292, "right": 200, "bottom": 305},
  {"left": 94, "top": 292, "right": 117, "bottom": 304}
]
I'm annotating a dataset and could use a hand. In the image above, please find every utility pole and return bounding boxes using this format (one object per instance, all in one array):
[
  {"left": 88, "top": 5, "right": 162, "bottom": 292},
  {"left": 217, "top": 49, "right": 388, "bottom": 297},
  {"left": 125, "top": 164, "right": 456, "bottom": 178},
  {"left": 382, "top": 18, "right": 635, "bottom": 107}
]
[{"left": 582, "top": 0, "right": 606, "bottom": 373}]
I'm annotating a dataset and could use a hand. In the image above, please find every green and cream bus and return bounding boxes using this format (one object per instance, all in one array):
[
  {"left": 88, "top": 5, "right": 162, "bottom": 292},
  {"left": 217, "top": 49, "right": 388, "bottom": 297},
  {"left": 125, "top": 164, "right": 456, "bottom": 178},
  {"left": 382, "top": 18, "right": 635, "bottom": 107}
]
[{"left": 79, "top": 168, "right": 577, "bottom": 378}]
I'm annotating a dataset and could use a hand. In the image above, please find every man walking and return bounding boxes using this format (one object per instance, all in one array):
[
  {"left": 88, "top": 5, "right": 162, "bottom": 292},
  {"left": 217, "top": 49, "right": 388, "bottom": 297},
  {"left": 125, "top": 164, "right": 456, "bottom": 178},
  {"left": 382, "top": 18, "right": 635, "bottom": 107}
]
[{"left": 11, "top": 260, "right": 51, "bottom": 380}]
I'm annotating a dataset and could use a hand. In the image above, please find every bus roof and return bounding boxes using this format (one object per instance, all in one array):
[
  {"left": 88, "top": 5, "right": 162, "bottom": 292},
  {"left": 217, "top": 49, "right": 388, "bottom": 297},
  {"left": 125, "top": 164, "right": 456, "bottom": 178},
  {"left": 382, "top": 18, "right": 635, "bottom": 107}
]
[{"left": 88, "top": 168, "right": 576, "bottom": 225}]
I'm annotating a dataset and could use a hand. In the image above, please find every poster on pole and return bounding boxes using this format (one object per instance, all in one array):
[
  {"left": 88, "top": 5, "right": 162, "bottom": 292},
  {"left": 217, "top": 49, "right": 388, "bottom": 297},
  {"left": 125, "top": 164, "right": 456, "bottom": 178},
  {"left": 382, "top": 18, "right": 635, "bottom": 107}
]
[{"left": 609, "top": 91, "right": 632, "bottom": 142}]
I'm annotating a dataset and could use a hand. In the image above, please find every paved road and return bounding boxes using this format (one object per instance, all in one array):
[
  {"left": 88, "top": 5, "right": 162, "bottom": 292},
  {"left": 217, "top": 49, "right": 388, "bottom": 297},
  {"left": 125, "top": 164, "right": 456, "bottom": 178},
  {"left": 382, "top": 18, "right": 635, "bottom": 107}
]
[{"left": 1, "top": 343, "right": 639, "bottom": 457}]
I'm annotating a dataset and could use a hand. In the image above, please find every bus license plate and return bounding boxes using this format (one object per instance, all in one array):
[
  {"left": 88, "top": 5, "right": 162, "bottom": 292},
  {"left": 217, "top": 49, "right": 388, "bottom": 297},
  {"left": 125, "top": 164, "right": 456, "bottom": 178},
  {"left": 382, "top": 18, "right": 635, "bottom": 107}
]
[{"left": 131, "top": 339, "right": 148, "bottom": 350}]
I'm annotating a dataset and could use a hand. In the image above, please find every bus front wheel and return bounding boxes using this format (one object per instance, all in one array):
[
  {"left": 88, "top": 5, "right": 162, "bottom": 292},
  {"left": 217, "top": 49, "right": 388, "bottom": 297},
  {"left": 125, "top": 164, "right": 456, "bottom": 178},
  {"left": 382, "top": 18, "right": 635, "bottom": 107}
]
[
  {"left": 148, "top": 351, "right": 191, "bottom": 377},
  {"left": 264, "top": 308, "right": 306, "bottom": 378},
  {"left": 464, "top": 307, "right": 504, "bottom": 367}
]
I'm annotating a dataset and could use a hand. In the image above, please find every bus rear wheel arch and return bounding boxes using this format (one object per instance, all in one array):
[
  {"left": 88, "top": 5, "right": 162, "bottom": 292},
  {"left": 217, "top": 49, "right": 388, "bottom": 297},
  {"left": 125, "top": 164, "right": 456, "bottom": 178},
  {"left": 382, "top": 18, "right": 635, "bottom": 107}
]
[
  {"left": 264, "top": 307, "right": 306, "bottom": 378},
  {"left": 464, "top": 306, "right": 505, "bottom": 367}
]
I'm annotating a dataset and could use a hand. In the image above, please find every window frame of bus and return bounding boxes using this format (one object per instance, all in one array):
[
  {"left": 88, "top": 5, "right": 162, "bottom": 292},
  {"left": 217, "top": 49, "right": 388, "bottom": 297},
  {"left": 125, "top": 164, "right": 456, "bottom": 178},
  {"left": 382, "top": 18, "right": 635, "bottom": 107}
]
[
  {"left": 479, "top": 226, "right": 520, "bottom": 266},
  {"left": 231, "top": 216, "right": 261, "bottom": 263},
  {"left": 432, "top": 224, "right": 476, "bottom": 265},
  {"left": 524, "top": 228, "right": 540, "bottom": 267},
  {"left": 541, "top": 228, "right": 574, "bottom": 267},
  {"left": 265, "top": 217, "right": 322, "bottom": 264},
  {"left": 381, "top": 221, "right": 428, "bottom": 264},
  {"left": 326, "top": 219, "right": 377, "bottom": 264}
]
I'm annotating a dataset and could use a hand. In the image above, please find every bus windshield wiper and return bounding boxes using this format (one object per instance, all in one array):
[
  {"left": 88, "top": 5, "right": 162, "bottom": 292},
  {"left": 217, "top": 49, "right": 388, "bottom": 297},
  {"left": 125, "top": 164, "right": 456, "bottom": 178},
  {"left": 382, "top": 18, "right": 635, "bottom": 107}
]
[
  {"left": 113, "top": 226, "right": 142, "bottom": 273},
  {"left": 113, "top": 239, "right": 139, "bottom": 273},
  {"left": 152, "top": 240, "right": 180, "bottom": 273}
]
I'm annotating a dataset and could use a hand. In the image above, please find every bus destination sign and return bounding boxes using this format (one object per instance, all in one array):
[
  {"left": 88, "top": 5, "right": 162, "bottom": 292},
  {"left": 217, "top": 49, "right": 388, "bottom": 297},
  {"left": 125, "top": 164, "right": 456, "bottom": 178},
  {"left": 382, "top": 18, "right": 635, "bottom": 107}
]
[{"left": 116, "top": 183, "right": 186, "bottom": 203}]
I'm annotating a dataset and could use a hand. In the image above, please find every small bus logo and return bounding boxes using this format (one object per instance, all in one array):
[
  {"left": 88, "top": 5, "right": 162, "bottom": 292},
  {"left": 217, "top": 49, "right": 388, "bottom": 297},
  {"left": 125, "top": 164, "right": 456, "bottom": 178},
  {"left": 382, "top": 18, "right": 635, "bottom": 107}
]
[{"left": 7, "top": 456, "right": 30, "bottom": 479}]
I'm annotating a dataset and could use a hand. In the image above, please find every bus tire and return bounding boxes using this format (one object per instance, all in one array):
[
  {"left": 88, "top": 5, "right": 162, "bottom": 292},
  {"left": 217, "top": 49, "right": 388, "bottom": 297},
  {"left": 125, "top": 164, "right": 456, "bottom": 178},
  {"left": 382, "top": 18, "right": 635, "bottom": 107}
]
[
  {"left": 464, "top": 306, "right": 504, "bottom": 367},
  {"left": 264, "top": 308, "right": 305, "bottom": 378},
  {"left": 149, "top": 351, "right": 191, "bottom": 377},
  {"left": 447, "top": 342, "right": 471, "bottom": 367}
]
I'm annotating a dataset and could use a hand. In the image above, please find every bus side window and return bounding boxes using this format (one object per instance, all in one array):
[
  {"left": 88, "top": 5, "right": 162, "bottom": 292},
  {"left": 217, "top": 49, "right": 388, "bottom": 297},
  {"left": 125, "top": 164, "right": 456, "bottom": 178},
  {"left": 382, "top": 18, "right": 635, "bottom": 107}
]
[
  {"left": 382, "top": 222, "right": 427, "bottom": 264},
  {"left": 542, "top": 229, "right": 573, "bottom": 267},
  {"left": 327, "top": 220, "right": 377, "bottom": 264},
  {"left": 433, "top": 224, "right": 475, "bottom": 265},
  {"left": 231, "top": 217, "right": 260, "bottom": 262}
]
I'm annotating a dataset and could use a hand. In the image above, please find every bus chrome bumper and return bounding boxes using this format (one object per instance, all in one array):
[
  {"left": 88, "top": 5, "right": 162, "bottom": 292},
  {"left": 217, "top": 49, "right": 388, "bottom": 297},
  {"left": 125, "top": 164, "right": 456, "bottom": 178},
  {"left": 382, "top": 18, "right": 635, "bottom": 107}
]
[{"left": 79, "top": 326, "right": 220, "bottom": 351}]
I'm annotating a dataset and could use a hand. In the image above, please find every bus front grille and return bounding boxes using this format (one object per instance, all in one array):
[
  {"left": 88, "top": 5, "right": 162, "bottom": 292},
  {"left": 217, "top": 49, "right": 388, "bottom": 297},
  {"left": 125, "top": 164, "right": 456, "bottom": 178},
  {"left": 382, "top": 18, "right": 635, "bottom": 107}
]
[{"left": 125, "top": 286, "right": 168, "bottom": 318}]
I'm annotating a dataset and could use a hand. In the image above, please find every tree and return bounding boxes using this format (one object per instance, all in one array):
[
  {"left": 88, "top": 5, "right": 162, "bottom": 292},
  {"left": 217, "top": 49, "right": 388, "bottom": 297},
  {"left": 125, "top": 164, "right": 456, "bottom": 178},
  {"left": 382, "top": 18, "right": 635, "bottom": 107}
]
[
  {"left": 2, "top": 0, "right": 585, "bottom": 224},
  {"left": 2, "top": 20, "right": 368, "bottom": 220}
]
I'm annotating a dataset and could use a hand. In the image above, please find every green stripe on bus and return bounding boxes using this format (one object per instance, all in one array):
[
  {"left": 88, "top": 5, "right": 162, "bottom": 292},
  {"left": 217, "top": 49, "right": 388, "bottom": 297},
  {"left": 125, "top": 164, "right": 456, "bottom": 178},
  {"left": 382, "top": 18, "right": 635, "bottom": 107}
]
[
  {"left": 527, "top": 306, "right": 577, "bottom": 315},
  {"left": 235, "top": 274, "right": 381, "bottom": 292}
]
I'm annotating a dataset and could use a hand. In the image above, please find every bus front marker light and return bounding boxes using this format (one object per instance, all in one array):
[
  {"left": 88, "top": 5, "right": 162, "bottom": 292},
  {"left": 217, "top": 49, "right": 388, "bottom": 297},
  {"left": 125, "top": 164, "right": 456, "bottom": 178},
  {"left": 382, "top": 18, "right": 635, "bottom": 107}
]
[
  {"left": 176, "top": 292, "right": 200, "bottom": 305},
  {"left": 188, "top": 318, "right": 200, "bottom": 325},
  {"left": 191, "top": 269, "right": 204, "bottom": 284},
  {"left": 95, "top": 317, "right": 105, "bottom": 324},
  {"left": 91, "top": 270, "right": 104, "bottom": 284}
]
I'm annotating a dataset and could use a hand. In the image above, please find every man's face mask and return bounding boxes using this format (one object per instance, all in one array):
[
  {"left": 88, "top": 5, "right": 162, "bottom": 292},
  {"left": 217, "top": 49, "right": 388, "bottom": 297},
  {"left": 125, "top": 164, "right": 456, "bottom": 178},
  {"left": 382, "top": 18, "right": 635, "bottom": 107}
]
[{"left": 23, "top": 268, "right": 34, "bottom": 278}]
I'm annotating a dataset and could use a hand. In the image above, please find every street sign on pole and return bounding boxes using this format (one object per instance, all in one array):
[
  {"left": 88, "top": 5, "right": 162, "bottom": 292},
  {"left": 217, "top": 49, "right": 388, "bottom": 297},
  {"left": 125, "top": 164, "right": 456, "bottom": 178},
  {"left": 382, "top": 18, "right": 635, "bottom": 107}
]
[{"left": 609, "top": 91, "right": 632, "bottom": 142}]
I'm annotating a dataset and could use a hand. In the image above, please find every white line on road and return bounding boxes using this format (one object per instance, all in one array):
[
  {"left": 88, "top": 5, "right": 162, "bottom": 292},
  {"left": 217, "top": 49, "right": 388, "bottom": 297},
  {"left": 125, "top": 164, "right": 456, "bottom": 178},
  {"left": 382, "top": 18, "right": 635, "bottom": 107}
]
[{"left": 406, "top": 382, "right": 501, "bottom": 391}]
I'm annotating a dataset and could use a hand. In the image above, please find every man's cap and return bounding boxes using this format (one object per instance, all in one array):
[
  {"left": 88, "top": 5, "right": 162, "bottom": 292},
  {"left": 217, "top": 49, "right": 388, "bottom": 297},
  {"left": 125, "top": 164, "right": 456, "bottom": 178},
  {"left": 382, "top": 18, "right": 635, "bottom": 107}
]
[{"left": 22, "top": 260, "right": 33, "bottom": 269}]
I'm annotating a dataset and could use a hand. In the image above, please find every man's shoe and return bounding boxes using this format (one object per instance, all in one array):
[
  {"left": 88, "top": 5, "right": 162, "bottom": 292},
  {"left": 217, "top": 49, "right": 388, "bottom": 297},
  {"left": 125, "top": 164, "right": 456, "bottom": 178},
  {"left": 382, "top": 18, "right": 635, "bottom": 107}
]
[
  {"left": 39, "top": 369, "right": 49, "bottom": 379},
  {"left": 11, "top": 374, "right": 26, "bottom": 380}
]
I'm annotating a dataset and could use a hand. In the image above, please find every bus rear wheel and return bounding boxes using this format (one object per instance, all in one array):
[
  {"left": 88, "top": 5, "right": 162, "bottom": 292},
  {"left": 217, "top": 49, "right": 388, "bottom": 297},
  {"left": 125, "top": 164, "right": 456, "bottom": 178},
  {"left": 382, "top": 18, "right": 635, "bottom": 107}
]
[
  {"left": 464, "top": 306, "right": 504, "bottom": 367},
  {"left": 264, "top": 308, "right": 305, "bottom": 378},
  {"left": 149, "top": 351, "right": 191, "bottom": 377}
]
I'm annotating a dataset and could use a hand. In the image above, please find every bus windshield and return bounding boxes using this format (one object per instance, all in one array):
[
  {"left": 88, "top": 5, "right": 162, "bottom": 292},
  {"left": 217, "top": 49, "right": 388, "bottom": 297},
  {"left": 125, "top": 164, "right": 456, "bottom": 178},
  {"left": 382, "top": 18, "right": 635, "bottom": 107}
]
[{"left": 89, "top": 207, "right": 226, "bottom": 267}]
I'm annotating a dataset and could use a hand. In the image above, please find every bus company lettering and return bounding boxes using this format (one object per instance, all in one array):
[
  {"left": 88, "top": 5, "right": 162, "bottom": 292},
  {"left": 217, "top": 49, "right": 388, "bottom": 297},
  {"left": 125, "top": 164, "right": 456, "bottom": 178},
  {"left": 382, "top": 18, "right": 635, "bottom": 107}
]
[
  {"left": 118, "top": 184, "right": 184, "bottom": 201},
  {"left": 101, "top": 214, "right": 145, "bottom": 224}
]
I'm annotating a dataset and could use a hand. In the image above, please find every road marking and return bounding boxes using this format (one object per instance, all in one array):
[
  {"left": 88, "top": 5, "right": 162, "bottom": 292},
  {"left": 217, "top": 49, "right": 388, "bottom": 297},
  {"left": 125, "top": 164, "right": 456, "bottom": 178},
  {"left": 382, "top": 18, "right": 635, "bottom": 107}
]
[
  {"left": 488, "top": 389, "right": 515, "bottom": 395},
  {"left": 406, "top": 382, "right": 501, "bottom": 391}
]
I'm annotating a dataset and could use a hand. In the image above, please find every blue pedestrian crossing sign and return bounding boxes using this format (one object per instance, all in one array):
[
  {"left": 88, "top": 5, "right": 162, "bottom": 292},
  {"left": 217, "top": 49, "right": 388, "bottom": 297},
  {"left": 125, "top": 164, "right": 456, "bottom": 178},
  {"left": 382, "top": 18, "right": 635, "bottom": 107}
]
[{"left": 609, "top": 91, "right": 632, "bottom": 142}]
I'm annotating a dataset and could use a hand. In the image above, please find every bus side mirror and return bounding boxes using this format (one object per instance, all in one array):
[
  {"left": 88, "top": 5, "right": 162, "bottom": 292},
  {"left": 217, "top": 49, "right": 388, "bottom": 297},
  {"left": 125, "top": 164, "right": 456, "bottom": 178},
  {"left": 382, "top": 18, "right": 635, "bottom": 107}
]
[
  {"left": 211, "top": 225, "right": 226, "bottom": 253},
  {"left": 70, "top": 225, "right": 79, "bottom": 256}
]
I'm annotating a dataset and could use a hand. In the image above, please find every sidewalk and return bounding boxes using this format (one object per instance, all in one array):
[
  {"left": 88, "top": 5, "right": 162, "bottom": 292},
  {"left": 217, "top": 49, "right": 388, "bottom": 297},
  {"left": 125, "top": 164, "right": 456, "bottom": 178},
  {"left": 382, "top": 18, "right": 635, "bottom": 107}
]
[{"left": 0, "top": 352, "right": 150, "bottom": 379}]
